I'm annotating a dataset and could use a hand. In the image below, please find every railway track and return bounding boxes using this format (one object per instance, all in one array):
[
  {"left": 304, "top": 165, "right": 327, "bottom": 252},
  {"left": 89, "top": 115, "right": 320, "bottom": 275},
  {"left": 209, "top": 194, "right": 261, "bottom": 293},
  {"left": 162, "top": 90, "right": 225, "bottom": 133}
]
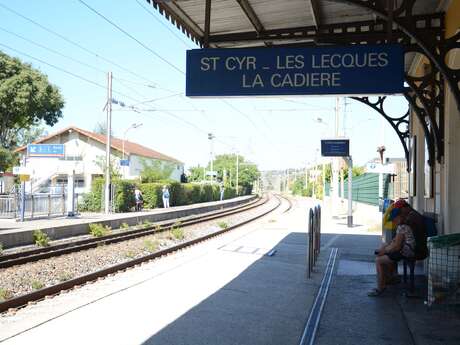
[
  {"left": 0, "top": 196, "right": 264, "bottom": 269},
  {"left": 0, "top": 194, "right": 288, "bottom": 313}
]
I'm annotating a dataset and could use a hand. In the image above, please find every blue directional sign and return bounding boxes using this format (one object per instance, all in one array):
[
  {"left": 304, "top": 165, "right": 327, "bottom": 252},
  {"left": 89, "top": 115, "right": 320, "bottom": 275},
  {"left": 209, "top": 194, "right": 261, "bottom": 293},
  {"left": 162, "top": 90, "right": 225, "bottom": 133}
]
[
  {"left": 186, "top": 44, "right": 404, "bottom": 97},
  {"left": 27, "top": 144, "right": 65, "bottom": 157},
  {"left": 120, "top": 159, "right": 130, "bottom": 166},
  {"left": 321, "top": 140, "right": 350, "bottom": 157}
]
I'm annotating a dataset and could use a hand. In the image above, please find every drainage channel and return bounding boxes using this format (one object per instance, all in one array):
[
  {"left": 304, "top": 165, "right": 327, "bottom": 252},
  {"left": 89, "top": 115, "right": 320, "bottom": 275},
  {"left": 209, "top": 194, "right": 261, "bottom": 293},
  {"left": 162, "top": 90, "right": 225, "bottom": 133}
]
[{"left": 299, "top": 247, "right": 339, "bottom": 345}]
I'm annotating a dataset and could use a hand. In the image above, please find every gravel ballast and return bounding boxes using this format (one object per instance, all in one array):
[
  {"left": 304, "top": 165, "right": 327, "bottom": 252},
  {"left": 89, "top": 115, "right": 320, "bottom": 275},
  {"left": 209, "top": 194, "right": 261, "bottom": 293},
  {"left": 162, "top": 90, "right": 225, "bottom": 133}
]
[{"left": 0, "top": 197, "right": 279, "bottom": 302}]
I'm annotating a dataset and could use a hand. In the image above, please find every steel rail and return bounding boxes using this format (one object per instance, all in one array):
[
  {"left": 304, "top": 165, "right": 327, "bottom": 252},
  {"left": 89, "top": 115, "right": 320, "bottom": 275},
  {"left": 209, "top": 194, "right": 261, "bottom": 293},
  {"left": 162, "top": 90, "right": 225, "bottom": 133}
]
[
  {"left": 0, "top": 194, "right": 283, "bottom": 313},
  {"left": 0, "top": 196, "right": 265, "bottom": 269}
]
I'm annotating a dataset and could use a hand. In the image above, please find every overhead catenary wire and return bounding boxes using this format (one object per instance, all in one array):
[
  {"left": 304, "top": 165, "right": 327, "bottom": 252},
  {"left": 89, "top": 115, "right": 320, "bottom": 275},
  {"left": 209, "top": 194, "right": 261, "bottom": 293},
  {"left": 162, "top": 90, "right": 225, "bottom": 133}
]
[
  {"left": 0, "top": 42, "right": 141, "bottom": 103},
  {"left": 76, "top": 0, "right": 184, "bottom": 75},
  {"left": 0, "top": 2, "right": 164, "bottom": 88}
]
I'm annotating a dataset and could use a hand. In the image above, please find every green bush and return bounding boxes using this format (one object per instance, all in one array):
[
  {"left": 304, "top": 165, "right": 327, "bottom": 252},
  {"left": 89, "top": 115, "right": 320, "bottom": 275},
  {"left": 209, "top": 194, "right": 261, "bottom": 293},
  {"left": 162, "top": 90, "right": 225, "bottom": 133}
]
[
  {"left": 80, "top": 179, "right": 240, "bottom": 213},
  {"left": 114, "top": 179, "right": 137, "bottom": 212},
  {"left": 0, "top": 242, "right": 3, "bottom": 256},
  {"left": 79, "top": 178, "right": 104, "bottom": 212},
  {"left": 120, "top": 222, "right": 129, "bottom": 230},
  {"left": 89, "top": 223, "right": 111, "bottom": 237},
  {"left": 140, "top": 183, "right": 163, "bottom": 209},
  {"left": 33, "top": 229, "right": 50, "bottom": 247}
]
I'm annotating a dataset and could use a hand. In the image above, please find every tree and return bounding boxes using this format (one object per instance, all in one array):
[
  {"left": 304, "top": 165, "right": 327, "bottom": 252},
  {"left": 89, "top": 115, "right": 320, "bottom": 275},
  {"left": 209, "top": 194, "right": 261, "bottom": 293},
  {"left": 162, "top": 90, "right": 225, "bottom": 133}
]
[
  {"left": 16, "top": 125, "right": 47, "bottom": 147},
  {"left": 140, "top": 159, "right": 175, "bottom": 183},
  {"left": 188, "top": 165, "right": 205, "bottom": 182},
  {"left": 0, "top": 51, "right": 64, "bottom": 149},
  {"left": 209, "top": 154, "right": 260, "bottom": 194}
]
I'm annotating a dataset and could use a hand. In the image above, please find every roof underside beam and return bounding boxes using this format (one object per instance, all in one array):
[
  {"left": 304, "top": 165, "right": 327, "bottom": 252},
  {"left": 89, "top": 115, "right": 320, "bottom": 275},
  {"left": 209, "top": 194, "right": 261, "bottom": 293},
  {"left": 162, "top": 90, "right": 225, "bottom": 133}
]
[
  {"left": 208, "top": 13, "right": 441, "bottom": 45},
  {"left": 308, "top": 0, "right": 322, "bottom": 29},
  {"left": 236, "top": 0, "right": 264, "bottom": 33}
]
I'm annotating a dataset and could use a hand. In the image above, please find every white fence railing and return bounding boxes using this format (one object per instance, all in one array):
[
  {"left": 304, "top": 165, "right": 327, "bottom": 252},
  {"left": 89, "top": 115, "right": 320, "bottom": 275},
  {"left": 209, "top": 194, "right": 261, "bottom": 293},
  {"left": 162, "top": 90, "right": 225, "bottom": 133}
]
[{"left": 0, "top": 193, "right": 78, "bottom": 219}]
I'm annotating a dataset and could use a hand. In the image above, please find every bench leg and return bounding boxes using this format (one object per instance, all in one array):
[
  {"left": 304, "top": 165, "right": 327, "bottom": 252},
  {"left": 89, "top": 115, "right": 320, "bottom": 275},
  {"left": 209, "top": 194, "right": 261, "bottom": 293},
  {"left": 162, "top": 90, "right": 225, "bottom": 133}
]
[
  {"left": 403, "top": 260, "right": 408, "bottom": 284},
  {"left": 409, "top": 261, "right": 415, "bottom": 293}
]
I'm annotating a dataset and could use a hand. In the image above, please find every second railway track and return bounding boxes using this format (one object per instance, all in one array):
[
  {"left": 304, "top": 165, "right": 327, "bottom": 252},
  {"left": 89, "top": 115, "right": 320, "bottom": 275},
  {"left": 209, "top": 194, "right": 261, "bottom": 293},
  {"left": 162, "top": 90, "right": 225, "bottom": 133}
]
[
  {"left": 0, "top": 194, "right": 288, "bottom": 313},
  {"left": 0, "top": 195, "right": 265, "bottom": 269}
]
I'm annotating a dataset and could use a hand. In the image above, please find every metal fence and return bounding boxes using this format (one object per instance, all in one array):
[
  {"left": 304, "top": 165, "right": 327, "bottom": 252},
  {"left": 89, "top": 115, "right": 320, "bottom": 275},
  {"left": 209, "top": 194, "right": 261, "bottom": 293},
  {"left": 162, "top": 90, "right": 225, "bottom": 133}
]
[
  {"left": 0, "top": 193, "right": 78, "bottom": 219},
  {"left": 307, "top": 205, "right": 321, "bottom": 278}
]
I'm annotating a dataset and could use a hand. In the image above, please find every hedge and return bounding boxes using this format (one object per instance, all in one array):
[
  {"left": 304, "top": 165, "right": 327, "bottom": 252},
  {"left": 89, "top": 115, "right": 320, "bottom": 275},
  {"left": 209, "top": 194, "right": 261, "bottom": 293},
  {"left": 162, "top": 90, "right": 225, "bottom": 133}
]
[{"left": 79, "top": 179, "right": 240, "bottom": 212}]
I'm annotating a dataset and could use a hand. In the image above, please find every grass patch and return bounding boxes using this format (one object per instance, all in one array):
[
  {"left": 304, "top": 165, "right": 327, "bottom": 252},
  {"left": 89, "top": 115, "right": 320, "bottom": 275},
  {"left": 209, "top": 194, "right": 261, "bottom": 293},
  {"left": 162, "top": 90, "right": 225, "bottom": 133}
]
[
  {"left": 143, "top": 239, "right": 159, "bottom": 253},
  {"left": 89, "top": 223, "right": 111, "bottom": 237},
  {"left": 58, "top": 271, "right": 74, "bottom": 282},
  {"left": 120, "top": 222, "right": 130, "bottom": 230},
  {"left": 0, "top": 288, "right": 13, "bottom": 301},
  {"left": 0, "top": 242, "right": 3, "bottom": 256},
  {"left": 33, "top": 229, "right": 50, "bottom": 247},
  {"left": 155, "top": 224, "right": 162, "bottom": 232},
  {"left": 31, "top": 280, "right": 44, "bottom": 290},
  {"left": 143, "top": 220, "right": 152, "bottom": 228},
  {"left": 124, "top": 250, "right": 136, "bottom": 259},
  {"left": 171, "top": 224, "right": 185, "bottom": 240},
  {"left": 217, "top": 221, "right": 228, "bottom": 229}
]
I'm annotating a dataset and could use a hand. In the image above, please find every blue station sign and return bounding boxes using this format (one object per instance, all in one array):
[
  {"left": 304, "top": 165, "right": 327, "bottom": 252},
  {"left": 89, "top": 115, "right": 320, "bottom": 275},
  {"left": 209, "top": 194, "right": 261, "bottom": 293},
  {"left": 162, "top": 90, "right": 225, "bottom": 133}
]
[
  {"left": 321, "top": 139, "right": 350, "bottom": 157},
  {"left": 186, "top": 44, "right": 404, "bottom": 97},
  {"left": 27, "top": 144, "right": 65, "bottom": 157}
]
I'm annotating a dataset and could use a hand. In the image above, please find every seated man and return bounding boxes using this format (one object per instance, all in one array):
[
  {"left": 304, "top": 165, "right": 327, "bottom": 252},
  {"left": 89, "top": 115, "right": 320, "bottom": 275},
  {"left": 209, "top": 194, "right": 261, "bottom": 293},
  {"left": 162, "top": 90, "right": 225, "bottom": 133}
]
[{"left": 368, "top": 207, "right": 416, "bottom": 297}]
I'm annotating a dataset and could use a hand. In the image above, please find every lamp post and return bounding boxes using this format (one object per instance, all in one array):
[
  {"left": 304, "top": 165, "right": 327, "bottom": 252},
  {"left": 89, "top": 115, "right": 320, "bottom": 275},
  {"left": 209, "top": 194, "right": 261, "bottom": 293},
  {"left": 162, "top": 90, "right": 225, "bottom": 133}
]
[
  {"left": 208, "top": 133, "right": 215, "bottom": 182},
  {"left": 122, "top": 123, "right": 142, "bottom": 178}
]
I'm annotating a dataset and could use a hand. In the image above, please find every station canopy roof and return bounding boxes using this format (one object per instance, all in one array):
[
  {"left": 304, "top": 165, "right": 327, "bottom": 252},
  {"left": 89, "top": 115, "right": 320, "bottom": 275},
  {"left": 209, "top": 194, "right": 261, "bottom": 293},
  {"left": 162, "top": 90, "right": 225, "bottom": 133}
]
[{"left": 146, "top": 0, "right": 443, "bottom": 50}]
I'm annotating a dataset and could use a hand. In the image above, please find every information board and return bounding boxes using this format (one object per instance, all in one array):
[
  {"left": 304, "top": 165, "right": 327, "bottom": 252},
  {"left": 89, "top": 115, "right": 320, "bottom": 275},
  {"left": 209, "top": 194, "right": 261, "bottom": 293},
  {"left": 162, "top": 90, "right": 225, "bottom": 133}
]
[
  {"left": 186, "top": 44, "right": 404, "bottom": 97},
  {"left": 28, "top": 144, "right": 65, "bottom": 157},
  {"left": 321, "top": 139, "right": 350, "bottom": 157}
]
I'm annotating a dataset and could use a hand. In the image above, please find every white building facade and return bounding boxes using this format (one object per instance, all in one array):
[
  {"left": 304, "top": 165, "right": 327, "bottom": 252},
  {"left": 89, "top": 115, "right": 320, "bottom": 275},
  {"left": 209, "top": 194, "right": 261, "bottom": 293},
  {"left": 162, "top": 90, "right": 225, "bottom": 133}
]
[{"left": 15, "top": 126, "right": 184, "bottom": 194}]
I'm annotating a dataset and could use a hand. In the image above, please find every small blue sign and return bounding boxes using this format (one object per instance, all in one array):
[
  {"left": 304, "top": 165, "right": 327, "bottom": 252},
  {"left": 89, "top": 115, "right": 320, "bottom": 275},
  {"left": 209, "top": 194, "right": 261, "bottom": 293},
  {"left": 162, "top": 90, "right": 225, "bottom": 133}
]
[
  {"left": 27, "top": 144, "right": 65, "bottom": 157},
  {"left": 186, "top": 44, "right": 404, "bottom": 97},
  {"left": 321, "top": 140, "right": 350, "bottom": 157},
  {"left": 120, "top": 159, "right": 130, "bottom": 166}
]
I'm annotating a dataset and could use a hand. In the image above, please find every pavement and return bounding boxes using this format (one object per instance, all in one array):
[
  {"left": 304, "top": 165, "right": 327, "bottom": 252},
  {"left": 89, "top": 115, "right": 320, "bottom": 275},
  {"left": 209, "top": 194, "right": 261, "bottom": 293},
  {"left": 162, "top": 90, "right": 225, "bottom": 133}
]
[{"left": 0, "top": 196, "right": 459, "bottom": 345}]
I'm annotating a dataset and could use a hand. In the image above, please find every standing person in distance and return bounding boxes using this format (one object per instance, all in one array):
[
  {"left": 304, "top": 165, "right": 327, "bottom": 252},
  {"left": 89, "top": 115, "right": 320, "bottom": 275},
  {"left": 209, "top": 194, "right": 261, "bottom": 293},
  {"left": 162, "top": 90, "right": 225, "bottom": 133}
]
[
  {"left": 134, "top": 187, "right": 143, "bottom": 212},
  {"left": 162, "top": 185, "right": 170, "bottom": 208}
]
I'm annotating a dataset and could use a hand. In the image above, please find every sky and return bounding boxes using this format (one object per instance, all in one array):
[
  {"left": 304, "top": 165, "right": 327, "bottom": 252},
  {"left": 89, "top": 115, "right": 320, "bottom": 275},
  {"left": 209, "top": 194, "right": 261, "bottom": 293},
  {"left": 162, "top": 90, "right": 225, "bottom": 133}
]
[{"left": 0, "top": 0, "right": 406, "bottom": 171}]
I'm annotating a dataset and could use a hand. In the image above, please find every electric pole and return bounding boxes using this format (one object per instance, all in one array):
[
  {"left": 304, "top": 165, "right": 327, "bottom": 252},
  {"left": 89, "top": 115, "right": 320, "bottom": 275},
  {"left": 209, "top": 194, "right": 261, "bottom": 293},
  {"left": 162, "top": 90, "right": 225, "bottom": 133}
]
[
  {"left": 104, "top": 72, "right": 112, "bottom": 214},
  {"left": 208, "top": 133, "right": 215, "bottom": 182}
]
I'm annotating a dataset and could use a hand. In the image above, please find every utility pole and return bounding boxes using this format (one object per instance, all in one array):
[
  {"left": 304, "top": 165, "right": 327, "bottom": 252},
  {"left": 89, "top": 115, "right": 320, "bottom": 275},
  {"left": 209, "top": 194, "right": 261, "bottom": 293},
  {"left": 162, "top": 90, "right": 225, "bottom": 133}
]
[
  {"left": 208, "top": 133, "right": 215, "bottom": 182},
  {"left": 347, "top": 156, "right": 353, "bottom": 227},
  {"left": 331, "top": 97, "right": 341, "bottom": 214},
  {"left": 236, "top": 152, "right": 239, "bottom": 195},
  {"left": 104, "top": 71, "right": 112, "bottom": 214}
]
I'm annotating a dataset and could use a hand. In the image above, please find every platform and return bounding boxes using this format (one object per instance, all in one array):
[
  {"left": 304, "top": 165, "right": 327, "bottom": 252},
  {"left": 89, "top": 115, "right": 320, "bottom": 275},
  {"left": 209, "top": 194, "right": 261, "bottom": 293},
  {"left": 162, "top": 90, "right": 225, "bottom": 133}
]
[
  {"left": 1, "top": 197, "right": 459, "bottom": 345},
  {"left": 0, "top": 195, "right": 256, "bottom": 248}
]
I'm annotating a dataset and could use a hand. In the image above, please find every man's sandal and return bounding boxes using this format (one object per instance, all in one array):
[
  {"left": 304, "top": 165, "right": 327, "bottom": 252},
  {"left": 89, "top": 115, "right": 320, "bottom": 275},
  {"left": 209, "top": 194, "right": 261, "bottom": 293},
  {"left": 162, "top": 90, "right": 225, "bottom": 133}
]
[{"left": 367, "top": 288, "right": 386, "bottom": 297}]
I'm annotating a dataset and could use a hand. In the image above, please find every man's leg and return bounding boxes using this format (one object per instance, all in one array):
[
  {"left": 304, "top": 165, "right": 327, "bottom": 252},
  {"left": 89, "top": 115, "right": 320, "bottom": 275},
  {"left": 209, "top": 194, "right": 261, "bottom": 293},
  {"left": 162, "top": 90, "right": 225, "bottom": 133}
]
[{"left": 376, "top": 255, "right": 395, "bottom": 290}]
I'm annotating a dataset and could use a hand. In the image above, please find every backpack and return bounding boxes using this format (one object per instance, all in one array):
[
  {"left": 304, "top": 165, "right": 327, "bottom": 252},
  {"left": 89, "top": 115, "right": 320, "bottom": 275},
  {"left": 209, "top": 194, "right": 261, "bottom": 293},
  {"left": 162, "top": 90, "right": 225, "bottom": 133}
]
[{"left": 403, "top": 210, "right": 429, "bottom": 260}]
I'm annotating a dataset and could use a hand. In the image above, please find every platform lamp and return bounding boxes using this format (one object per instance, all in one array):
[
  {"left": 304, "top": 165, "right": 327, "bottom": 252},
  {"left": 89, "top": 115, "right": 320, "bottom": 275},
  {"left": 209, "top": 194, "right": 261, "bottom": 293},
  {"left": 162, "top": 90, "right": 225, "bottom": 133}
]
[{"left": 122, "top": 123, "right": 143, "bottom": 178}]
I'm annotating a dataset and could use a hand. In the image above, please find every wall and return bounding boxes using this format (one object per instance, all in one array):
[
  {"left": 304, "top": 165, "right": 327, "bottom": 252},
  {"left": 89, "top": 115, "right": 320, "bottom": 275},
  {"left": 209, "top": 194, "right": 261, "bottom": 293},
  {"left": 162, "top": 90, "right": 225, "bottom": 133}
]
[{"left": 443, "top": 1, "right": 460, "bottom": 234}]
